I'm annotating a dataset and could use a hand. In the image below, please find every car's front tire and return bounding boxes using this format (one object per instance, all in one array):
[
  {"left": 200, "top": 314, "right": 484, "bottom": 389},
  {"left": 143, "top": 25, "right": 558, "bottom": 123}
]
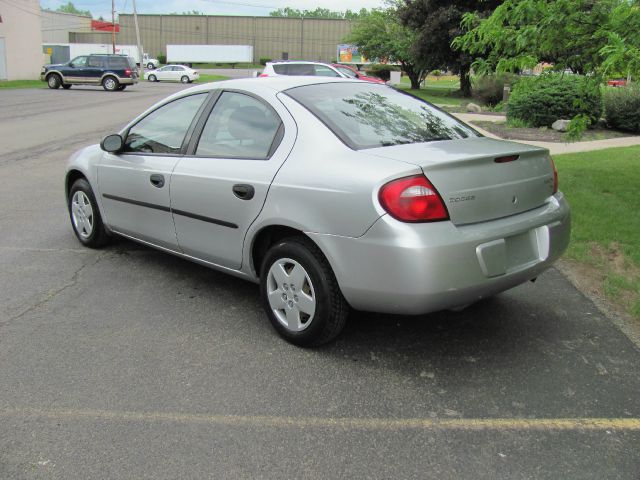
[
  {"left": 260, "top": 237, "right": 349, "bottom": 347},
  {"left": 117, "top": 85, "right": 127, "bottom": 91},
  {"left": 102, "top": 76, "right": 119, "bottom": 91},
  {"left": 181, "top": 75, "right": 190, "bottom": 84},
  {"left": 147, "top": 63, "right": 155, "bottom": 70},
  {"left": 148, "top": 74, "right": 157, "bottom": 82},
  {"left": 47, "top": 73, "right": 61, "bottom": 89},
  {"left": 68, "top": 178, "right": 111, "bottom": 248}
]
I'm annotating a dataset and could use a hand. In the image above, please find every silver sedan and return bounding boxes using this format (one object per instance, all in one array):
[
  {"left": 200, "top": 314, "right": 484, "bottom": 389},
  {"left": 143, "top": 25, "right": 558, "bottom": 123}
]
[{"left": 65, "top": 77, "right": 570, "bottom": 346}]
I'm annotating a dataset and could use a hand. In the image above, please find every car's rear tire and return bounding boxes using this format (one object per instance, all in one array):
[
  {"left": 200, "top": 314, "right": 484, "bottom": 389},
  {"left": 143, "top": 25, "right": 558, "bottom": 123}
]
[
  {"left": 118, "top": 85, "right": 127, "bottom": 91},
  {"left": 181, "top": 75, "right": 190, "bottom": 84},
  {"left": 102, "top": 76, "right": 119, "bottom": 91},
  {"left": 147, "top": 63, "right": 155, "bottom": 69},
  {"left": 260, "top": 237, "right": 348, "bottom": 347},
  {"left": 62, "top": 84, "right": 72, "bottom": 89},
  {"left": 68, "top": 178, "right": 111, "bottom": 248},
  {"left": 148, "top": 74, "right": 157, "bottom": 82},
  {"left": 47, "top": 73, "right": 61, "bottom": 89}
]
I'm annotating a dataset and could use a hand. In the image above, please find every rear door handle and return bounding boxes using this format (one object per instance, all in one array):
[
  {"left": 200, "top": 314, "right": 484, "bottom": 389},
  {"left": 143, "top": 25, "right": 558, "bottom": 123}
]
[
  {"left": 150, "top": 174, "right": 165, "bottom": 188},
  {"left": 232, "top": 184, "right": 255, "bottom": 200}
]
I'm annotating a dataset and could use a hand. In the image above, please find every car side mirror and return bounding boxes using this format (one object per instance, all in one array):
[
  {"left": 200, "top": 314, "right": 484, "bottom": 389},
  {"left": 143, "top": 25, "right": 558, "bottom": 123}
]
[{"left": 100, "top": 134, "right": 124, "bottom": 153}]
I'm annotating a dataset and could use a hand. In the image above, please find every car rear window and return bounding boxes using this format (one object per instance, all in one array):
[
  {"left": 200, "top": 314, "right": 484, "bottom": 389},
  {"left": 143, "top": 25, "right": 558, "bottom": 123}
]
[{"left": 285, "top": 83, "right": 479, "bottom": 150}]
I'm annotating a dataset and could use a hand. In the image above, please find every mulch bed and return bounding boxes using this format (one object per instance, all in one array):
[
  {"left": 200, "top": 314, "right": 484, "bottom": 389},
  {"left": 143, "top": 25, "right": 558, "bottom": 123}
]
[{"left": 471, "top": 120, "right": 635, "bottom": 143}]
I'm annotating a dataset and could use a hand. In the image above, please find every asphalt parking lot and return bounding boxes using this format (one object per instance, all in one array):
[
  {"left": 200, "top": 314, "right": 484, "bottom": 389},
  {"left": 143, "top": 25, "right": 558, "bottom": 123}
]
[{"left": 1, "top": 81, "right": 639, "bottom": 479}]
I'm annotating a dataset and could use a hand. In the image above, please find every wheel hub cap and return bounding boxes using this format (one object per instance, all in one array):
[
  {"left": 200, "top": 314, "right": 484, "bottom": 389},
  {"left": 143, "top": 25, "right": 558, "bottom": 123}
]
[
  {"left": 71, "top": 191, "right": 94, "bottom": 239},
  {"left": 266, "top": 258, "right": 316, "bottom": 332}
]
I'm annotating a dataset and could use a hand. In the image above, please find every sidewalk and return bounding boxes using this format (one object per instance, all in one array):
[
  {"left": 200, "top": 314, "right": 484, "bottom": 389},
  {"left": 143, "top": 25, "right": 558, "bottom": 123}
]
[{"left": 452, "top": 112, "right": 640, "bottom": 155}]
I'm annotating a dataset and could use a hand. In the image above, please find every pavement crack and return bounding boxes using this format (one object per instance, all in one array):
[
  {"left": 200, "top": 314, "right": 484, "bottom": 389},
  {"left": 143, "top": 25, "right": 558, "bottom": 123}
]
[{"left": 0, "top": 252, "right": 109, "bottom": 330}]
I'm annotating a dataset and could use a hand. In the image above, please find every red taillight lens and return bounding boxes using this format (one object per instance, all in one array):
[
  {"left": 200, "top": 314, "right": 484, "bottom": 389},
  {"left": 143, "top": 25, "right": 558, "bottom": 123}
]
[
  {"left": 124, "top": 69, "right": 131, "bottom": 77},
  {"left": 259, "top": 73, "right": 269, "bottom": 77},
  {"left": 379, "top": 175, "right": 449, "bottom": 222},
  {"left": 549, "top": 156, "right": 558, "bottom": 194}
]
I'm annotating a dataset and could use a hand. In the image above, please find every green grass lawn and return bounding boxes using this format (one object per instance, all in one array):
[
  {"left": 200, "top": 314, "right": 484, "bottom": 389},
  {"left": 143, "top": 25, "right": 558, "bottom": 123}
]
[
  {"left": 194, "top": 74, "right": 230, "bottom": 84},
  {"left": 0, "top": 79, "right": 45, "bottom": 89},
  {"left": 555, "top": 146, "right": 640, "bottom": 318},
  {"left": 400, "top": 86, "right": 467, "bottom": 106}
]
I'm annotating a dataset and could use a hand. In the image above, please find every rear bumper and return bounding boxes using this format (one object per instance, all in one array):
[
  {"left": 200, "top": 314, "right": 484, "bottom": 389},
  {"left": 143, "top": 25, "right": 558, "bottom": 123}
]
[
  {"left": 309, "top": 193, "right": 570, "bottom": 315},
  {"left": 119, "top": 77, "right": 138, "bottom": 85}
]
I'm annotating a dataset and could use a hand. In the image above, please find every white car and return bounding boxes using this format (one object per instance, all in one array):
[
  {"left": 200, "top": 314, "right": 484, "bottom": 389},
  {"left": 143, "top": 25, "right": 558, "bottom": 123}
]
[{"left": 145, "top": 65, "right": 199, "bottom": 84}]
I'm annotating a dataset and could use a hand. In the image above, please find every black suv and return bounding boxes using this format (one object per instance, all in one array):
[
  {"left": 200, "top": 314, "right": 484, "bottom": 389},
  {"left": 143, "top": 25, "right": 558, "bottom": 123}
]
[{"left": 41, "top": 54, "right": 139, "bottom": 91}]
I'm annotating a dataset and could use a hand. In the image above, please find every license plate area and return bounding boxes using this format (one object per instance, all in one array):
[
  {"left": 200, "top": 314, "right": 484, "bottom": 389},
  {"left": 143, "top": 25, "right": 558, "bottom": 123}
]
[{"left": 476, "top": 226, "right": 550, "bottom": 278}]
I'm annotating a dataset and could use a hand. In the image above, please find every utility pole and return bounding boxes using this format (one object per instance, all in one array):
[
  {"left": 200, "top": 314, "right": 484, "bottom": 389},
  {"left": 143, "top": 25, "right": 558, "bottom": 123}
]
[
  {"left": 111, "top": 0, "right": 116, "bottom": 54},
  {"left": 132, "top": 0, "right": 143, "bottom": 76}
]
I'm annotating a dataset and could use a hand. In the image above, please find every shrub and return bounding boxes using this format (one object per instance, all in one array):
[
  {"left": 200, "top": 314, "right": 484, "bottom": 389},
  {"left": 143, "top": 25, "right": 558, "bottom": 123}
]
[
  {"left": 472, "top": 74, "right": 516, "bottom": 107},
  {"left": 157, "top": 54, "right": 166, "bottom": 65},
  {"left": 604, "top": 86, "right": 640, "bottom": 133},
  {"left": 507, "top": 74, "right": 603, "bottom": 128},
  {"left": 259, "top": 57, "right": 272, "bottom": 66},
  {"left": 364, "top": 64, "right": 401, "bottom": 82}
]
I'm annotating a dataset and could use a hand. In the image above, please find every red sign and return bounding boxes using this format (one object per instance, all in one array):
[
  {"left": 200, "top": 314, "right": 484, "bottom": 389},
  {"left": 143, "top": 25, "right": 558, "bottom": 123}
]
[{"left": 91, "top": 20, "right": 120, "bottom": 32}]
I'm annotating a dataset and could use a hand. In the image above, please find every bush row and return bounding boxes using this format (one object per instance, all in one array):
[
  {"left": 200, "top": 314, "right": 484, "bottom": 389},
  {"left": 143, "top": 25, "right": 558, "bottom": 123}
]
[
  {"left": 507, "top": 74, "right": 603, "bottom": 128},
  {"left": 604, "top": 86, "right": 640, "bottom": 133}
]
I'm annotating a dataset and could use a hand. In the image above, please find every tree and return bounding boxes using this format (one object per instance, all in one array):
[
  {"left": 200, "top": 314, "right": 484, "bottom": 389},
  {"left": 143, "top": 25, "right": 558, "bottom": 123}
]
[
  {"left": 56, "top": 1, "right": 91, "bottom": 17},
  {"left": 345, "top": 9, "right": 426, "bottom": 89},
  {"left": 454, "top": 0, "right": 640, "bottom": 80},
  {"left": 398, "top": 0, "right": 502, "bottom": 97},
  {"left": 269, "top": 7, "right": 368, "bottom": 19}
]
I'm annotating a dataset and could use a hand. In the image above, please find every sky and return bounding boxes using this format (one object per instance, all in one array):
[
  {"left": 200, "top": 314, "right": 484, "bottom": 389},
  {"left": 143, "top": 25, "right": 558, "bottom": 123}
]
[{"left": 40, "top": 0, "right": 387, "bottom": 19}]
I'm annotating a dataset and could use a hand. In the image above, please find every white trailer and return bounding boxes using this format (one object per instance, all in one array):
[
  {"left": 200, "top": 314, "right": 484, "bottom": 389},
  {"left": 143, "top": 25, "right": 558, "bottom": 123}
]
[
  {"left": 43, "top": 43, "right": 158, "bottom": 67},
  {"left": 166, "top": 45, "right": 253, "bottom": 65}
]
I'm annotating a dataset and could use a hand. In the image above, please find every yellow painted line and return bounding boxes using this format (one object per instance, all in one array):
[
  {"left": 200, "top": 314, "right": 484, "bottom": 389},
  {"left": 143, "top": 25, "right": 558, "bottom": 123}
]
[{"left": 1, "top": 408, "right": 640, "bottom": 431}]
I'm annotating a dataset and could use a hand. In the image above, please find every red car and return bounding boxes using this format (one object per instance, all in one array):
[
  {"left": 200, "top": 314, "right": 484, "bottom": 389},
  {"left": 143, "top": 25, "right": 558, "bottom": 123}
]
[
  {"left": 607, "top": 79, "right": 627, "bottom": 87},
  {"left": 331, "top": 64, "right": 386, "bottom": 84}
]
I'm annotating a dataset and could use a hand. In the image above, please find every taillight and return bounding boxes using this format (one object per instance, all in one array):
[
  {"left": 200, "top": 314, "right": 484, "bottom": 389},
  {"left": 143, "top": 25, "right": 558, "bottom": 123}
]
[
  {"left": 379, "top": 175, "right": 449, "bottom": 222},
  {"left": 124, "top": 69, "right": 131, "bottom": 77},
  {"left": 259, "top": 73, "right": 269, "bottom": 77},
  {"left": 549, "top": 156, "right": 558, "bottom": 194}
]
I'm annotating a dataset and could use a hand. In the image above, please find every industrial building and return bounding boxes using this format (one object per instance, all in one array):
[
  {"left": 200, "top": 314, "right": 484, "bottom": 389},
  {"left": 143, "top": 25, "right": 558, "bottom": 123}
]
[
  {"left": 0, "top": 0, "right": 43, "bottom": 80},
  {"left": 70, "top": 14, "right": 354, "bottom": 64}
]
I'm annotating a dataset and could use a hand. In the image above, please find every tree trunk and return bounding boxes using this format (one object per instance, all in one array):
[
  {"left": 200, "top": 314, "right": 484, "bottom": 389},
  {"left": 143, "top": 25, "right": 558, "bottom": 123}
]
[
  {"left": 403, "top": 64, "right": 422, "bottom": 90},
  {"left": 460, "top": 64, "right": 472, "bottom": 97}
]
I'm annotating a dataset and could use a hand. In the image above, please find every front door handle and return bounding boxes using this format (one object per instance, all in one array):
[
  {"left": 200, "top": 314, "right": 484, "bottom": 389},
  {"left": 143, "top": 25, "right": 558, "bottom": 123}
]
[
  {"left": 232, "top": 184, "right": 255, "bottom": 200},
  {"left": 150, "top": 174, "right": 165, "bottom": 188}
]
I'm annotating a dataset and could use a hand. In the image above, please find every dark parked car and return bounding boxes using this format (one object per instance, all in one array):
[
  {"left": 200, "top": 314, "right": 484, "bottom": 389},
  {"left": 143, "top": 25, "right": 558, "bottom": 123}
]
[{"left": 41, "top": 54, "right": 139, "bottom": 91}]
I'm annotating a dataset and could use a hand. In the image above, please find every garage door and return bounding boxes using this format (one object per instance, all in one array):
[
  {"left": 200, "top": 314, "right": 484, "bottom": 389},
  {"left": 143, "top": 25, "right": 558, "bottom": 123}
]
[{"left": 0, "top": 38, "right": 6, "bottom": 80}]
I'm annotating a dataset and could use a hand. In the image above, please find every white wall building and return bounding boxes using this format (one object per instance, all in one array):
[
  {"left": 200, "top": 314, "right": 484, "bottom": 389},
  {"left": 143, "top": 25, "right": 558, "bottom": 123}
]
[
  {"left": 41, "top": 10, "right": 91, "bottom": 43},
  {"left": 0, "top": 0, "right": 43, "bottom": 80}
]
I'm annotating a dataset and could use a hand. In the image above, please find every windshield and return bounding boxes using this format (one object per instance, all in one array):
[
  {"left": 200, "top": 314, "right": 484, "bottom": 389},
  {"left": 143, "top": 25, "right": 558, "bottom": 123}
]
[{"left": 285, "top": 83, "right": 479, "bottom": 150}]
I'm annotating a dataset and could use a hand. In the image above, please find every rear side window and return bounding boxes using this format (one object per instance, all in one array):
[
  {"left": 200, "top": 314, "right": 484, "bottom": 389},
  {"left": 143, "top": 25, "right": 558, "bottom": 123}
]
[
  {"left": 273, "top": 64, "right": 288, "bottom": 74},
  {"left": 88, "top": 56, "right": 104, "bottom": 68},
  {"left": 195, "top": 92, "right": 282, "bottom": 159},
  {"left": 107, "top": 56, "right": 128, "bottom": 69},
  {"left": 124, "top": 94, "right": 208, "bottom": 154},
  {"left": 286, "top": 83, "right": 478, "bottom": 150}
]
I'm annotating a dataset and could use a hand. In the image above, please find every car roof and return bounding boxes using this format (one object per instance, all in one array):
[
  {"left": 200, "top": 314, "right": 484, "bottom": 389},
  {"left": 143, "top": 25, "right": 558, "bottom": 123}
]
[
  {"left": 267, "top": 60, "right": 332, "bottom": 66},
  {"left": 184, "top": 76, "right": 365, "bottom": 94}
]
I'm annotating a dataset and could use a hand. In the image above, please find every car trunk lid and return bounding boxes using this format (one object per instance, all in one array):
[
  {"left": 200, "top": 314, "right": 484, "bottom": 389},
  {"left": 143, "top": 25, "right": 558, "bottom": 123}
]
[{"left": 368, "top": 137, "right": 555, "bottom": 225}]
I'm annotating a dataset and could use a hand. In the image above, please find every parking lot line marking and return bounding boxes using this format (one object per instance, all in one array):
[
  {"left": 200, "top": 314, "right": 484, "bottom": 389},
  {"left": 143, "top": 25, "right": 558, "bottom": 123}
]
[{"left": 2, "top": 407, "right": 640, "bottom": 431}]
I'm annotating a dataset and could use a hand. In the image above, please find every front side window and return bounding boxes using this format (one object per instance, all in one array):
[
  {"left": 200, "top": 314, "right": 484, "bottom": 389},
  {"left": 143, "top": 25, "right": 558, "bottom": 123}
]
[
  {"left": 336, "top": 66, "right": 357, "bottom": 78},
  {"left": 314, "top": 65, "right": 340, "bottom": 77},
  {"left": 196, "top": 92, "right": 282, "bottom": 159},
  {"left": 70, "top": 56, "right": 88, "bottom": 68},
  {"left": 286, "top": 83, "right": 478, "bottom": 150},
  {"left": 124, "top": 94, "right": 208, "bottom": 154}
]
